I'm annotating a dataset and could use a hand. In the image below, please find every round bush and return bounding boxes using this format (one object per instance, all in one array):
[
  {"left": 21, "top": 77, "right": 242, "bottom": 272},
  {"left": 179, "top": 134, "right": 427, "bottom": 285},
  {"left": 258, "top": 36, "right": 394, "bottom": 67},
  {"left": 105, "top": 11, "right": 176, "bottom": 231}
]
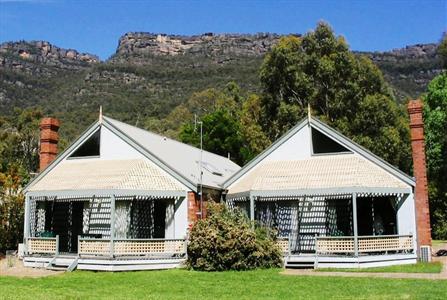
[{"left": 186, "top": 202, "right": 283, "bottom": 271}]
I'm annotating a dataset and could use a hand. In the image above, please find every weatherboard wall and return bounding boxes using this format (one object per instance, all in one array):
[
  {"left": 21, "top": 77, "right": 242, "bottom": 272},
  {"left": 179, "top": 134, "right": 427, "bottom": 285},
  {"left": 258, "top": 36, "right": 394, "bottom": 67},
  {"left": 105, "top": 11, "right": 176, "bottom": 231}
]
[
  {"left": 99, "top": 126, "right": 145, "bottom": 160},
  {"left": 397, "top": 193, "right": 417, "bottom": 241}
]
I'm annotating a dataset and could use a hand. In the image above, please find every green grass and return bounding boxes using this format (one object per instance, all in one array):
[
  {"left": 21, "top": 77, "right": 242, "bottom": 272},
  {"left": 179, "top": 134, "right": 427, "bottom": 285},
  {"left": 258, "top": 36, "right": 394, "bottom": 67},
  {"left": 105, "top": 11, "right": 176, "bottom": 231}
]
[
  {"left": 433, "top": 240, "right": 447, "bottom": 247},
  {"left": 0, "top": 268, "right": 446, "bottom": 300},
  {"left": 318, "top": 262, "right": 443, "bottom": 274}
]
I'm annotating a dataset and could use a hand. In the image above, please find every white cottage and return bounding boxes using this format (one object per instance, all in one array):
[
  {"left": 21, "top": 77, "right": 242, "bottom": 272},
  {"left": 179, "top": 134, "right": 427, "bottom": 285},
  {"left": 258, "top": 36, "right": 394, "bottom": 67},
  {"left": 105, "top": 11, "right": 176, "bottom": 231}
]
[
  {"left": 223, "top": 103, "right": 431, "bottom": 269},
  {"left": 23, "top": 115, "right": 240, "bottom": 271},
  {"left": 22, "top": 100, "right": 431, "bottom": 271}
]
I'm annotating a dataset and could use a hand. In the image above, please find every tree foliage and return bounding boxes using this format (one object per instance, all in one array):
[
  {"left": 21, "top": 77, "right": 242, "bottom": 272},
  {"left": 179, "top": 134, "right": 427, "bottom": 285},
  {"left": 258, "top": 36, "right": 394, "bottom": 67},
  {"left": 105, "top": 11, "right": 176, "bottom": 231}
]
[
  {"left": 0, "top": 166, "right": 25, "bottom": 252},
  {"left": 179, "top": 83, "right": 270, "bottom": 165},
  {"left": 423, "top": 73, "right": 447, "bottom": 239},
  {"left": 186, "top": 202, "right": 282, "bottom": 271},
  {"left": 0, "top": 108, "right": 42, "bottom": 251},
  {"left": 180, "top": 109, "right": 245, "bottom": 164},
  {"left": 259, "top": 22, "right": 411, "bottom": 171},
  {"left": 438, "top": 32, "right": 447, "bottom": 68}
]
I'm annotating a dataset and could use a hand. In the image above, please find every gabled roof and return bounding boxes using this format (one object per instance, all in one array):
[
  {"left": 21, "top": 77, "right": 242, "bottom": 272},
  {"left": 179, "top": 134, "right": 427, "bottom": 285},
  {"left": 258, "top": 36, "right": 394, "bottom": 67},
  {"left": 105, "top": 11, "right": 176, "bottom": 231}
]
[
  {"left": 223, "top": 116, "right": 415, "bottom": 191},
  {"left": 25, "top": 115, "right": 240, "bottom": 194},
  {"left": 103, "top": 116, "right": 240, "bottom": 189}
]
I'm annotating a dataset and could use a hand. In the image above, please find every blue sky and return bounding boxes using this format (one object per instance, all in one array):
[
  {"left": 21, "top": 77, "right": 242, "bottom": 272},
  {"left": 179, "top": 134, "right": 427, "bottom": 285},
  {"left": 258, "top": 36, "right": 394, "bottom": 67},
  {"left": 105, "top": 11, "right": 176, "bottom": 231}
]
[{"left": 0, "top": 0, "right": 445, "bottom": 60}]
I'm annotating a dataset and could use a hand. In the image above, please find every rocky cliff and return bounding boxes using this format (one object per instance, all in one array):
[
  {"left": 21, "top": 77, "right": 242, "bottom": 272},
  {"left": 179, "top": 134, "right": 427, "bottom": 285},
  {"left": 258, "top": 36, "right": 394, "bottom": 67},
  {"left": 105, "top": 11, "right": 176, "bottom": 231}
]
[
  {"left": 0, "top": 41, "right": 99, "bottom": 76},
  {"left": 114, "top": 32, "right": 284, "bottom": 58},
  {"left": 359, "top": 43, "right": 442, "bottom": 99},
  {"left": 365, "top": 43, "right": 438, "bottom": 60}
]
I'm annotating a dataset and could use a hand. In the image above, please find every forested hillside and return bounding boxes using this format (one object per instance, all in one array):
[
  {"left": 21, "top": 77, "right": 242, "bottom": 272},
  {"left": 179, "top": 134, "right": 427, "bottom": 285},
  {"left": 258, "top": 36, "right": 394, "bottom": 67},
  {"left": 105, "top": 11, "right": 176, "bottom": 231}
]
[{"left": 0, "top": 33, "right": 441, "bottom": 143}]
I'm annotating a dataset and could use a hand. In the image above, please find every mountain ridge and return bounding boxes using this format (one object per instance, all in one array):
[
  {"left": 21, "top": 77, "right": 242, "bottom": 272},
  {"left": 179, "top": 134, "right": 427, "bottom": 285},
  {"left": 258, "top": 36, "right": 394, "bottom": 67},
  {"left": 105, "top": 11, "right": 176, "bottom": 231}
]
[
  {"left": 1, "top": 34, "right": 437, "bottom": 66},
  {"left": 0, "top": 33, "right": 442, "bottom": 141}
]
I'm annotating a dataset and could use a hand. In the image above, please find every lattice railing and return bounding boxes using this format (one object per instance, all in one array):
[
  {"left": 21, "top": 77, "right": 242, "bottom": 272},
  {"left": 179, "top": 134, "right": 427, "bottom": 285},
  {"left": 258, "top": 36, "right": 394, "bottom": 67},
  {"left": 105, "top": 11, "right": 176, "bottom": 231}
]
[
  {"left": 78, "top": 238, "right": 186, "bottom": 257},
  {"left": 276, "top": 238, "right": 290, "bottom": 255},
  {"left": 315, "top": 235, "right": 414, "bottom": 255},
  {"left": 114, "top": 239, "right": 186, "bottom": 256},
  {"left": 78, "top": 239, "right": 111, "bottom": 256},
  {"left": 315, "top": 236, "right": 354, "bottom": 254},
  {"left": 27, "top": 236, "right": 58, "bottom": 255},
  {"left": 358, "top": 235, "right": 413, "bottom": 253}
]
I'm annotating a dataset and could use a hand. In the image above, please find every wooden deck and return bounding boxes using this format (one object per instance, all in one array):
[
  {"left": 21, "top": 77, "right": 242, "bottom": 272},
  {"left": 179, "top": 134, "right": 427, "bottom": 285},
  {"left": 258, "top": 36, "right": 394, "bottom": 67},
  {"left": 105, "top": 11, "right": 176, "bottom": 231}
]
[
  {"left": 24, "top": 237, "right": 187, "bottom": 271},
  {"left": 282, "top": 234, "right": 416, "bottom": 269},
  {"left": 23, "top": 255, "right": 185, "bottom": 271},
  {"left": 24, "top": 235, "right": 416, "bottom": 271},
  {"left": 285, "top": 253, "right": 418, "bottom": 269}
]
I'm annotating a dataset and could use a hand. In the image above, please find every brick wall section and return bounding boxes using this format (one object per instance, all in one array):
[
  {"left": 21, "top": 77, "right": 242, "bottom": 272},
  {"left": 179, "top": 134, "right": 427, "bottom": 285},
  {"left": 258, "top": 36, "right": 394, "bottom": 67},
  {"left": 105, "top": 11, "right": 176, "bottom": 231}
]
[
  {"left": 407, "top": 99, "right": 432, "bottom": 247},
  {"left": 187, "top": 191, "right": 208, "bottom": 224},
  {"left": 39, "top": 117, "right": 60, "bottom": 171},
  {"left": 187, "top": 191, "right": 199, "bottom": 223}
]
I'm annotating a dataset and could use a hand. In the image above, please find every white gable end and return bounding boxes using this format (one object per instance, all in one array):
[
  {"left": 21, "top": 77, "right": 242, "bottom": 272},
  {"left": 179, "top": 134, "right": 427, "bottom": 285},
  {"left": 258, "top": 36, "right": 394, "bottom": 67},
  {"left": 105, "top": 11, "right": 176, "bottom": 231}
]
[
  {"left": 227, "top": 124, "right": 311, "bottom": 192},
  {"left": 266, "top": 124, "right": 311, "bottom": 161},
  {"left": 61, "top": 126, "right": 144, "bottom": 162},
  {"left": 99, "top": 126, "right": 144, "bottom": 160}
]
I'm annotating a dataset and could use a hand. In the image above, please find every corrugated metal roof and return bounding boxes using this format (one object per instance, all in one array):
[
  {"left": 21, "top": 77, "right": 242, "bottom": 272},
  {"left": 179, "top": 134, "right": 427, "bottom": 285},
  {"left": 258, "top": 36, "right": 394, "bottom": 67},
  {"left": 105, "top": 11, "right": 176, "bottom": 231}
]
[
  {"left": 227, "top": 154, "right": 409, "bottom": 195},
  {"left": 103, "top": 116, "right": 240, "bottom": 188},
  {"left": 29, "top": 159, "right": 186, "bottom": 192}
]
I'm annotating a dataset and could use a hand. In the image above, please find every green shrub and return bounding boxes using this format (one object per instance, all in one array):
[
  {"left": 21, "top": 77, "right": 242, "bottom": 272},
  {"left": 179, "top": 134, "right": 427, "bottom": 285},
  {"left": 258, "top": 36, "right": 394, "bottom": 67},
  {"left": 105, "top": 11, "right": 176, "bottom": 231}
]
[{"left": 186, "top": 202, "right": 282, "bottom": 271}]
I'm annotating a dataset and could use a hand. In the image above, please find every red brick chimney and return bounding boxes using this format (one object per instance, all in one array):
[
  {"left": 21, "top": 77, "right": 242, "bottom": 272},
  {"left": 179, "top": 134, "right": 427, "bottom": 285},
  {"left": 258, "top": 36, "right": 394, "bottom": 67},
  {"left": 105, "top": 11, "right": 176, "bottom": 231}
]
[
  {"left": 39, "top": 117, "right": 60, "bottom": 171},
  {"left": 407, "top": 99, "right": 432, "bottom": 248},
  {"left": 187, "top": 191, "right": 208, "bottom": 224}
]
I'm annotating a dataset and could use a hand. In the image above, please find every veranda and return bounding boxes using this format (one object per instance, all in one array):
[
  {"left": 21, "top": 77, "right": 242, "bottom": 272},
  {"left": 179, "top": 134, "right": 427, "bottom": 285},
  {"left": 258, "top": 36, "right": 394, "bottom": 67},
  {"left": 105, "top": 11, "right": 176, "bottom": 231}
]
[
  {"left": 23, "top": 191, "right": 188, "bottom": 271},
  {"left": 228, "top": 190, "right": 415, "bottom": 268}
]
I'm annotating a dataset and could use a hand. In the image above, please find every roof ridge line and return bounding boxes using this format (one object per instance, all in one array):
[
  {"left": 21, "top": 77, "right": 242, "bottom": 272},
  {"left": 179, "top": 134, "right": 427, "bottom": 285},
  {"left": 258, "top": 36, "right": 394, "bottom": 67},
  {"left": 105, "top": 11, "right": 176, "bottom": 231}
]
[
  {"left": 102, "top": 116, "right": 197, "bottom": 191},
  {"left": 103, "top": 115, "right": 236, "bottom": 163}
]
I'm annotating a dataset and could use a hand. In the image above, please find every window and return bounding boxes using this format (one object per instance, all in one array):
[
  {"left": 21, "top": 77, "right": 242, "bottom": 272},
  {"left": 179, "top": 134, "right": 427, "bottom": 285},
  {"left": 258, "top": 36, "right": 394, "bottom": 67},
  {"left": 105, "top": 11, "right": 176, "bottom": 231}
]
[
  {"left": 69, "top": 130, "right": 100, "bottom": 158},
  {"left": 311, "top": 128, "right": 350, "bottom": 154}
]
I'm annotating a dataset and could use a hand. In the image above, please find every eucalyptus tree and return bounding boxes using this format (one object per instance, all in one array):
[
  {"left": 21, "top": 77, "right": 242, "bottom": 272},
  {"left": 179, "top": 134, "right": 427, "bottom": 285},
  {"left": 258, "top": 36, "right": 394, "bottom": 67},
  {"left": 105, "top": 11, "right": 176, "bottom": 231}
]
[
  {"left": 423, "top": 73, "right": 447, "bottom": 239},
  {"left": 259, "top": 22, "right": 411, "bottom": 171}
]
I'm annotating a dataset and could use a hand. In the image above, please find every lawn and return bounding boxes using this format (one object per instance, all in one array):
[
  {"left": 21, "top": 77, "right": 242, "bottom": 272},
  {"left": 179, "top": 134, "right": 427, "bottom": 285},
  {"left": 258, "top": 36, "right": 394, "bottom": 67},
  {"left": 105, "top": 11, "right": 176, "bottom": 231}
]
[
  {"left": 318, "top": 262, "right": 443, "bottom": 274},
  {"left": 0, "top": 269, "right": 446, "bottom": 300},
  {"left": 433, "top": 240, "right": 447, "bottom": 247}
]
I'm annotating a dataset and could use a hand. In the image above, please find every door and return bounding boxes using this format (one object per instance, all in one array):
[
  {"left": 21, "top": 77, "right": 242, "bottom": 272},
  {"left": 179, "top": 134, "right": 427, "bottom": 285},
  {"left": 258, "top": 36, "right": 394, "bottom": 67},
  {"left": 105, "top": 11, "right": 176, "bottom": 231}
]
[
  {"left": 52, "top": 202, "right": 70, "bottom": 252},
  {"left": 357, "top": 197, "right": 374, "bottom": 236},
  {"left": 52, "top": 201, "right": 84, "bottom": 253},
  {"left": 153, "top": 201, "right": 166, "bottom": 238},
  {"left": 70, "top": 202, "right": 84, "bottom": 252}
]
